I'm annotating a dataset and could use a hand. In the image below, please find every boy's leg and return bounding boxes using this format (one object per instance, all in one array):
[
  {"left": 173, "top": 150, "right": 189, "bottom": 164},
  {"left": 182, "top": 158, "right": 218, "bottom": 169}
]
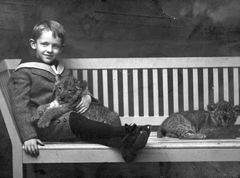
[
  {"left": 69, "top": 112, "right": 126, "bottom": 141},
  {"left": 69, "top": 112, "right": 151, "bottom": 163}
]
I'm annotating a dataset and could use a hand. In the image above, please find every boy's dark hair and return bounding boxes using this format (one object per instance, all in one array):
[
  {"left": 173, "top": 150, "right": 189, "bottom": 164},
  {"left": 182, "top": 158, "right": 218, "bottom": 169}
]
[{"left": 32, "top": 19, "right": 65, "bottom": 45}]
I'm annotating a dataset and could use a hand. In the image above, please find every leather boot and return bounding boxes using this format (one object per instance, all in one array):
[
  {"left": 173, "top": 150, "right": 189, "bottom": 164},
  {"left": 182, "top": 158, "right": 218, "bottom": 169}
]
[{"left": 121, "top": 124, "right": 151, "bottom": 163}]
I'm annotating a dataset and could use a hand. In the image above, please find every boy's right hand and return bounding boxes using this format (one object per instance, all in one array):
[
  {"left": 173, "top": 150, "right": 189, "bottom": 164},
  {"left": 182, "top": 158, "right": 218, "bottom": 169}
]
[{"left": 23, "top": 138, "right": 44, "bottom": 157}]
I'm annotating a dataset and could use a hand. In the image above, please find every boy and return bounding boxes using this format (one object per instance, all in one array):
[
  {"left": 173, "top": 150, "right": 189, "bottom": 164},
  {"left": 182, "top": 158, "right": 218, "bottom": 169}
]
[{"left": 8, "top": 19, "right": 151, "bottom": 163}]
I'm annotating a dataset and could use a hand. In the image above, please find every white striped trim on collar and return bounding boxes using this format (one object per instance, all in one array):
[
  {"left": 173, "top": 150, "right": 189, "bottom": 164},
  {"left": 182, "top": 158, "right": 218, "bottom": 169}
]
[{"left": 14, "top": 62, "right": 65, "bottom": 75}]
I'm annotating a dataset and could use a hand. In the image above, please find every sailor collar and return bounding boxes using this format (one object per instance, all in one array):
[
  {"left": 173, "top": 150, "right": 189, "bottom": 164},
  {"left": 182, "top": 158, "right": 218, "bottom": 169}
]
[{"left": 14, "top": 62, "right": 65, "bottom": 76}]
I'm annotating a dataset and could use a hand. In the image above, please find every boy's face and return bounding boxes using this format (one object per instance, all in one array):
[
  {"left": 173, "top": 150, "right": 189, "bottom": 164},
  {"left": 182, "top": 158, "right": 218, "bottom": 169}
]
[{"left": 30, "top": 30, "right": 63, "bottom": 64}]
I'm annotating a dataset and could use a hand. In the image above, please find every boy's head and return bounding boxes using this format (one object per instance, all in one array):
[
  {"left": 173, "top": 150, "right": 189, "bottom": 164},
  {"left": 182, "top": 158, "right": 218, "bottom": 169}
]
[
  {"left": 30, "top": 20, "right": 66, "bottom": 64},
  {"left": 32, "top": 19, "right": 65, "bottom": 46}
]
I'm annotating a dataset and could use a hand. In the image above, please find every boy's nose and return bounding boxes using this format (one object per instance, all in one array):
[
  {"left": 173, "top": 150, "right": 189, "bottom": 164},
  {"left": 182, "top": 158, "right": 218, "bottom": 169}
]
[{"left": 47, "top": 45, "right": 53, "bottom": 52}]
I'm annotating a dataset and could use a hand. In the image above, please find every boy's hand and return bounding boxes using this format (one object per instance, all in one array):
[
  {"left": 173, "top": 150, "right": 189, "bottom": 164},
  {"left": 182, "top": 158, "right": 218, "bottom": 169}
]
[
  {"left": 75, "top": 95, "right": 91, "bottom": 114},
  {"left": 23, "top": 138, "right": 44, "bottom": 157}
]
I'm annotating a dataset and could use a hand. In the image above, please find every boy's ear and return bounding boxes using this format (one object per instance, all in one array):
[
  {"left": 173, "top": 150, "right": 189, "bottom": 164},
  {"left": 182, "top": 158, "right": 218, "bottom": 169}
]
[
  {"left": 207, "top": 103, "right": 217, "bottom": 112},
  {"left": 29, "top": 39, "right": 36, "bottom": 49},
  {"left": 59, "top": 44, "right": 65, "bottom": 53}
]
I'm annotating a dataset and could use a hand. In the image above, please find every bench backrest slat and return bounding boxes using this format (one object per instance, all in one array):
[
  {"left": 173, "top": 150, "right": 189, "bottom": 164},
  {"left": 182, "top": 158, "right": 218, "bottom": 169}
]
[
  {"left": 203, "top": 68, "right": 209, "bottom": 107},
  {"left": 113, "top": 70, "right": 119, "bottom": 114},
  {"left": 234, "top": 68, "right": 239, "bottom": 104},
  {"left": 60, "top": 57, "right": 240, "bottom": 69},
  {"left": 102, "top": 69, "right": 109, "bottom": 108}
]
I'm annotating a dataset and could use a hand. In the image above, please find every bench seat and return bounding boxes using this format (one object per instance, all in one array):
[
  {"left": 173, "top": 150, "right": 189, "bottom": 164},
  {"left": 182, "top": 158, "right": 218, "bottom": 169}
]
[{"left": 24, "top": 132, "right": 240, "bottom": 163}]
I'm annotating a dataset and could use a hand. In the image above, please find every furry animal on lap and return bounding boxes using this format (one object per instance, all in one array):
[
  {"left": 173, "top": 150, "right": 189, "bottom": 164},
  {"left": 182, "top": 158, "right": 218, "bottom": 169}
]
[
  {"left": 157, "top": 101, "right": 240, "bottom": 139},
  {"left": 31, "top": 75, "right": 121, "bottom": 128}
]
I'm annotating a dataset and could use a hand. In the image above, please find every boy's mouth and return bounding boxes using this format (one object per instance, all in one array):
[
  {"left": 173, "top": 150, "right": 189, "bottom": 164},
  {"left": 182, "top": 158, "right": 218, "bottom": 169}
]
[{"left": 44, "top": 55, "right": 54, "bottom": 58}]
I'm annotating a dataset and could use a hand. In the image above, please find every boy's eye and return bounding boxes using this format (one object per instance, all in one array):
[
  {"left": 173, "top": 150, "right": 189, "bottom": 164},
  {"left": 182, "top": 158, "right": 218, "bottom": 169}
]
[
  {"left": 41, "top": 42, "right": 48, "bottom": 46},
  {"left": 53, "top": 44, "right": 60, "bottom": 49}
]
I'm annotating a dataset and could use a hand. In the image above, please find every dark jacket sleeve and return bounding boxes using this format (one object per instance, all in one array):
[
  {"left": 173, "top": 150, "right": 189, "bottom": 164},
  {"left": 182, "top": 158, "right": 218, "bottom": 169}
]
[{"left": 8, "top": 69, "right": 37, "bottom": 142}]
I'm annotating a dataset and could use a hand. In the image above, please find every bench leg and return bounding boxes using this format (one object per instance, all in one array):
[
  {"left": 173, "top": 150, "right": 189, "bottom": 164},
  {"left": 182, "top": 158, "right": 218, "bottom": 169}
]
[
  {"left": 12, "top": 152, "right": 36, "bottom": 178},
  {"left": 12, "top": 149, "right": 23, "bottom": 178}
]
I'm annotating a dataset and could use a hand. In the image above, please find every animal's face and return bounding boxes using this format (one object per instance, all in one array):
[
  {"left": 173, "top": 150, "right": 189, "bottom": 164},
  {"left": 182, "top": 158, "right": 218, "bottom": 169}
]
[
  {"left": 207, "top": 101, "right": 240, "bottom": 128},
  {"left": 55, "top": 76, "right": 87, "bottom": 103}
]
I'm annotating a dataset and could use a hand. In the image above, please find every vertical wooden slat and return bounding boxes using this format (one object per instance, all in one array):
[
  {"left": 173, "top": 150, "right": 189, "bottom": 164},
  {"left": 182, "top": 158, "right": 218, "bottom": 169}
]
[
  {"left": 233, "top": 68, "right": 239, "bottom": 105},
  {"left": 92, "top": 70, "right": 98, "bottom": 99},
  {"left": 72, "top": 70, "right": 78, "bottom": 79},
  {"left": 223, "top": 68, "right": 229, "bottom": 101},
  {"left": 193, "top": 69, "right": 199, "bottom": 110},
  {"left": 82, "top": 70, "right": 88, "bottom": 81},
  {"left": 173, "top": 69, "right": 179, "bottom": 112},
  {"left": 133, "top": 70, "right": 139, "bottom": 116},
  {"left": 183, "top": 69, "right": 189, "bottom": 110},
  {"left": 102, "top": 70, "right": 108, "bottom": 107},
  {"left": 143, "top": 69, "right": 149, "bottom": 116},
  {"left": 213, "top": 68, "right": 219, "bottom": 103},
  {"left": 203, "top": 68, "right": 209, "bottom": 109},
  {"left": 122, "top": 69, "right": 129, "bottom": 116},
  {"left": 162, "top": 69, "right": 169, "bottom": 116},
  {"left": 112, "top": 70, "right": 119, "bottom": 113},
  {"left": 152, "top": 69, "right": 159, "bottom": 116}
]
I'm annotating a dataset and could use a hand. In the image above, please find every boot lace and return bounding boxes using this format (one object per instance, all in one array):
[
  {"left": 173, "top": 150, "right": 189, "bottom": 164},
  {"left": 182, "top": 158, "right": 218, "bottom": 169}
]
[{"left": 121, "top": 123, "right": 138, "bottom": 143}]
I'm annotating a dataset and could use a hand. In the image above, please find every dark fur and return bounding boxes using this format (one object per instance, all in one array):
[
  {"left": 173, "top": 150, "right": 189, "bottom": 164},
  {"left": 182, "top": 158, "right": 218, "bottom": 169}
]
[
  {"left": 157, "top": 101, "right": 240, "bottom": 139},
  {"left": 31, "top": 75, "right": 121, "bottom": 128}
]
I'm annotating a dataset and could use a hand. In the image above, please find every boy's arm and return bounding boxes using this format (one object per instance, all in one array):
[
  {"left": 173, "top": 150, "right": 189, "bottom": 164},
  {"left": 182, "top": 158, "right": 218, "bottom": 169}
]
[
  {"left": 8, "top": 70, "right": 38, "bottom": 142},
  {"left": 75, "top": 94, "right": 92, "bottom": 114},
  {"left": 79, "top": 80, "right": 99, "bottom": 104},
  {"left": 82, "top": 89, "right": 99, "bottom": 103},
  {"left": 75, "top": 79, "right": 100, "bottom": 113}
]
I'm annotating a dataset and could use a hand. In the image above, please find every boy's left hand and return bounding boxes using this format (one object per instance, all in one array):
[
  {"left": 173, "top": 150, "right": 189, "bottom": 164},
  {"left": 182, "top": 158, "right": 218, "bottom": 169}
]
[{"left": 75, "top": 95, "right": 91, "bottom": 114}]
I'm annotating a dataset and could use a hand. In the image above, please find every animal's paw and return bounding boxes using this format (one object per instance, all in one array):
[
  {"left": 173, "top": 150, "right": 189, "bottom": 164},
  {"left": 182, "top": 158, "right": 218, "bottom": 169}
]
[
  {"left": 184, "top": 133, "right": 206, "bottom": 139},
  {"left": 195, "top": 133, "right": 206, "bottom": 139},
  {"left": 37, "top": 118, "right": 51, "bottom": 129}
]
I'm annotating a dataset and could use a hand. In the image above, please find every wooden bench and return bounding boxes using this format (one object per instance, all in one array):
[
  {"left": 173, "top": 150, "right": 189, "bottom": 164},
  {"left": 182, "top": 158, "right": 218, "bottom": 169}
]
[{"left": 1, "top": 57, "right": 240, "bottom": 178}]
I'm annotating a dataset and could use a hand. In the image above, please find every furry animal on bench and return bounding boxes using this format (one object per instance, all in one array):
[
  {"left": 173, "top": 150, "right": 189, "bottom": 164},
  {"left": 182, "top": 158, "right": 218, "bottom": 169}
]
[
  {"left": 31, "top": 75, "right": 121, "bottom": 128},
  {"left": 157, "top": 101, "right": 240, "bottom": 139}
]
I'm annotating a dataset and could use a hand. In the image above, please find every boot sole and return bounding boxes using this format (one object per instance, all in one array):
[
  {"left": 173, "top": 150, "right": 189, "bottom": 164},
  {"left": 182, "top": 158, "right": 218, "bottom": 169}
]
[{"left": 132, "top": 131, "right": 149, "bottom": 152}]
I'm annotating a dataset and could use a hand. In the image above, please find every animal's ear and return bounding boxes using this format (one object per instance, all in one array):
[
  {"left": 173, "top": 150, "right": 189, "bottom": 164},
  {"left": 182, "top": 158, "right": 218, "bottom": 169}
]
[
  {"left": 207, "top": 103, "right": 217, "bottom": 111},
  {"left": 233, "top": 105, "right": 240, "bottom": 115},
  {"left": 76, "top": 80, "right": 88, "bottom": 90}
]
